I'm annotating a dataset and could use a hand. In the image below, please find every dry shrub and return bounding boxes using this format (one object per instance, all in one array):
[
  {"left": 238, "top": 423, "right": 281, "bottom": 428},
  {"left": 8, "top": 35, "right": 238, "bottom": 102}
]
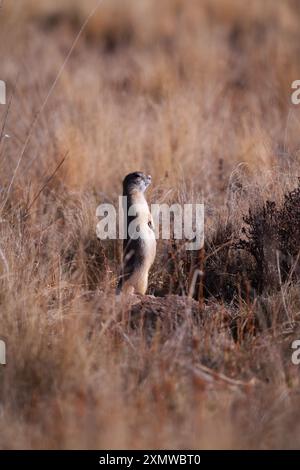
[{"left": 239, "top": 183, "right": 300, "bottom": 294}]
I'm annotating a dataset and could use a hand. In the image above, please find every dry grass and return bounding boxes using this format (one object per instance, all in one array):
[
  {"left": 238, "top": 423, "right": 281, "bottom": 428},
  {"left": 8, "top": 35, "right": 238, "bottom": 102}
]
[{"left": 0, "top": 0, "right": 300, "bottom": 449}]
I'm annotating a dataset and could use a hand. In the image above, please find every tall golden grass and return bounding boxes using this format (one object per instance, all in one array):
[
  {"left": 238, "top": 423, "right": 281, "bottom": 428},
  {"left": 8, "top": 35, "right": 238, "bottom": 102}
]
[{"left": 0, "top": 0, "right": 300, "bottom": 449}]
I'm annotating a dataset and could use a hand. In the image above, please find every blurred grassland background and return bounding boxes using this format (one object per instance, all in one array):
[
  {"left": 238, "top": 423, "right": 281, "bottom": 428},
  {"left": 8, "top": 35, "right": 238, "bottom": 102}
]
[{"left": 0, "top": 0, "right": 300, "bottom": 449}]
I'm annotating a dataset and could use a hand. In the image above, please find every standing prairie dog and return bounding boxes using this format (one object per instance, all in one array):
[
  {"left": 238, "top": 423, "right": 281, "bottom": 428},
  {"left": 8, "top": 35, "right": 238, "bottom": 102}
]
[{"left": 117, "top": 172, "right": 156, "bottom": 295}]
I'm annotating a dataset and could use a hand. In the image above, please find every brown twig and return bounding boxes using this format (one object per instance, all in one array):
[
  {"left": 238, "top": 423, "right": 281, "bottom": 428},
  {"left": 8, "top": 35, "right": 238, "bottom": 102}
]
[{"left": 26, "top": 152, "right": 68, "bottom": 214}]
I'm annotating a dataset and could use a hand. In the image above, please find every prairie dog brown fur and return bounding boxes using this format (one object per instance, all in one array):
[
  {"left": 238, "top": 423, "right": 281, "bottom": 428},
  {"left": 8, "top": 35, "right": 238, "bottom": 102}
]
[{"left": 117, "top": 172, "right": 156, "bottom": 295}]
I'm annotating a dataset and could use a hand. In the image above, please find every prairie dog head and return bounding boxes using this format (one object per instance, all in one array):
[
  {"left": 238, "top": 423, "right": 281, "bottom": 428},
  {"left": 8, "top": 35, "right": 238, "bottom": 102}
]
[{"left": 123, "top": 172, "right": 152, "bottom": 196}]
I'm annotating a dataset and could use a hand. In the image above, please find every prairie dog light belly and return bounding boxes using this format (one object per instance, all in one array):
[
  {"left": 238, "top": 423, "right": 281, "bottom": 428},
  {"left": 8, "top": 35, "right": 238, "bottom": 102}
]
[
  {"left": 117, "top": 172, "right": 157, "bottom": 296},
  {"left": 125, "top": 216, "right": 156, "bottom": 295},
  {"left": 129, "top": 202, "right": 156, "bottom": 266},
  {"left": 140, "top": 224, "right": 156, "bottom": 268},
  {"left": 122, "top": 242, "right": 155, "bottom": 294}
]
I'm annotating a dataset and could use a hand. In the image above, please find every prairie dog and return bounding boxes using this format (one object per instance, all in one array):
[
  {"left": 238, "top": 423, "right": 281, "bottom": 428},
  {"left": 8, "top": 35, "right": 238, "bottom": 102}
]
[{"left": 117, "top": 172, "right": 156, "bottom": 295}]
